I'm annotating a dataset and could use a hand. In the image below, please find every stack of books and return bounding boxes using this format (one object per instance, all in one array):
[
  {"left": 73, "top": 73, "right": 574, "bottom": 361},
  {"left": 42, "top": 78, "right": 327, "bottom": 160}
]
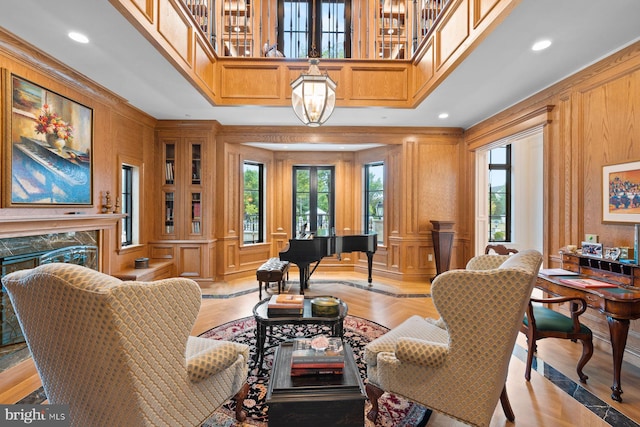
[
  {"left": 267, "top": 294, "right": 304, "bottom": 316},
  {"left": 290, "top": 336, "right": 345, "bottom": 376}
]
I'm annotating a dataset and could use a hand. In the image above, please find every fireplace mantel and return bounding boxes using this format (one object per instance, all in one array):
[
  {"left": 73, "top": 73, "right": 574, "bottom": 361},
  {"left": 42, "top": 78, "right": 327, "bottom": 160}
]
[
  {"left": 0, "top": 214, "right": 125, "bottom": 239},
  {"left": 0, "top": 214, "right": 125, "bottom": 273}
]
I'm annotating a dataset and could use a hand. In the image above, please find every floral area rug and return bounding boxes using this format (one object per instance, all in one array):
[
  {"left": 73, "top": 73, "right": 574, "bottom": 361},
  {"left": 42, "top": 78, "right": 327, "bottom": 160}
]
[{"left": 200, "top": 315, "right": 431, "bottom": 427}]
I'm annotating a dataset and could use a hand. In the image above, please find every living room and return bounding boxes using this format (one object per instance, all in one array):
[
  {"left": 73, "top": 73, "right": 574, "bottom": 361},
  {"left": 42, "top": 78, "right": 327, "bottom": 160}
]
[{"left": 1, "top": 0, "right": 640, "bottom": 426}]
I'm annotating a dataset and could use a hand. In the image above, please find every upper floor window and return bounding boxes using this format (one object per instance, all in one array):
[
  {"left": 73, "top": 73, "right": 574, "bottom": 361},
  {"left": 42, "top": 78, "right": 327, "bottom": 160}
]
[
  {"left": 121, "top": 163, "right": 140, "bottom": 247},
  {"left": 488, "top": 145, "right": 511, "bottom": 242},
  {"left": 278, "top": 0, "right": 351, "bottom": 58},
  {"left": 243, "top": 162, "right": 264, "bottom": 244},
  {"left": 364, "top": 162, "right": 384, "bottom": 245},
  {"left": 293, "top": 166, "right": 335, "bottom": 236}
]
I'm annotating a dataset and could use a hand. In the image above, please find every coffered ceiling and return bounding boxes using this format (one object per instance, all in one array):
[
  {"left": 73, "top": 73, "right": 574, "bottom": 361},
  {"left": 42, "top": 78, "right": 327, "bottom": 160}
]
[{"left": 1, "top": 0, "right": 639, "bottom": 130}]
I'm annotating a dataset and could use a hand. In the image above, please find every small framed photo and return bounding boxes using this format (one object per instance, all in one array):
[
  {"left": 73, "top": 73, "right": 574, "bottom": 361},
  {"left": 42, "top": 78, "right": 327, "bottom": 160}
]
[{"left": 582, "top": 241, "right": 603, "bottom": 258}]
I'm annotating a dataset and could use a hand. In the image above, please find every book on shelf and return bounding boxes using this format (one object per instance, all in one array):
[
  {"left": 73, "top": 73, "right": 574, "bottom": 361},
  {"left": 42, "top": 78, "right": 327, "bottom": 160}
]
[
  {"left": 290, "top": 336, "right": 345, "bottom": 369},
  {"left": 559, "top": 278, "right": 618, "bottom": 288}
]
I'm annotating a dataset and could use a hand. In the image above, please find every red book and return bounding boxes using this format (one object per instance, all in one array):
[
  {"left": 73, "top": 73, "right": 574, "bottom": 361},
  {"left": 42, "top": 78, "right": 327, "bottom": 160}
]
[
  {"left": 559, "top": 278, "right": 618, "bottom": 288},
  {"left": 290, "top": 367, "right": 343, "bottom": 376}
]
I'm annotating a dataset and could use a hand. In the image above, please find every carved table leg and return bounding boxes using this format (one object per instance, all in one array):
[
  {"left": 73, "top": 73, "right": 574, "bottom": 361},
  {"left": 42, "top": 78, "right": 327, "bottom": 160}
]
[
  {"left": 607, "top": 316, "right": 630, "bottom": 402},
  {"left": 365, "top": 382, "right": 384, "bottom": 423}
]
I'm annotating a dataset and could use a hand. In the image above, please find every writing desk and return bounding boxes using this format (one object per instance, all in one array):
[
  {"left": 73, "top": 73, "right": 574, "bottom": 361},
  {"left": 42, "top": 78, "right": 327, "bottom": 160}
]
[{"left": 537, "top": 252, "right": 640, "bottom": 401}]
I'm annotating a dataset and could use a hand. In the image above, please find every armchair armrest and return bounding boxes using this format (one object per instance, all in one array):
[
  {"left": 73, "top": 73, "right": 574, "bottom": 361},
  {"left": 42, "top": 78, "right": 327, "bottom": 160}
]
[
  {"left": 186, "top": 337, "right": 249, "bottom": 383},
  {"left": 395, "top": 337, "right": 448, "bottom": 368},
  {"left": 527, "top": 296, "right": 588, "bottom": 333},
  {"left": 530, "top": 296, "right": 588, "bottom": 315}
]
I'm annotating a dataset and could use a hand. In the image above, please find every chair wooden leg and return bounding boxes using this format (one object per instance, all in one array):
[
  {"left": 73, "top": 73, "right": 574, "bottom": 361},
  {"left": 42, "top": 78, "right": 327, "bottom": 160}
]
[
  {"left": 525, "top": 338, "right": 536, "bottom": 381},
  {"left": 233, "top": 382, "right": 250, "bottom": 422},
  {"left": 577, "top": 337, "right": 594, "bottom": 383},
  {"left": 365, "top": 382, "right": 384, "bottom": 423},
  {"left": 500, "top": 385, "right": 515, "bottom": 422}
]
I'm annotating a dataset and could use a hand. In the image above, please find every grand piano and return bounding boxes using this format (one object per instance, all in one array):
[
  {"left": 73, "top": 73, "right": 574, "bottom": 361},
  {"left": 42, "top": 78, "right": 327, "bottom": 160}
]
[{"left": 279, "top": 231, "right": 377, "bottom": 294}]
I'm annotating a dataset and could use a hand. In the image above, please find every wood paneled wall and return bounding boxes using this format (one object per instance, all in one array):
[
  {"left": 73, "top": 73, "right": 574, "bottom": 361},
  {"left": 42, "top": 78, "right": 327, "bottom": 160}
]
[
  {"left": 217, "top": 127, "right": 466, "bottom": 282},
  {"left": 464, "top": 41, "right": 640, "bottom": 361},
  {"left": 0, "top": 28, "right": 157, "bottom": 274}
]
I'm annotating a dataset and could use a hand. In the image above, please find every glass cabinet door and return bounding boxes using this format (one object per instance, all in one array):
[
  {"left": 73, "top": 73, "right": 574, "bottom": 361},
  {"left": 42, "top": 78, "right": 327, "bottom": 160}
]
[
  {"left": 191, "top": 143, "right": 201, "bottom": 185},
  {"left": 191, "top": 192, "right": 202, "bottom": 235},
  {"left": 164, "top": 190, "right": 175, "bottom": 235},
  {"left": 165, "top": 143, "right": 175, "bottom": 185}
]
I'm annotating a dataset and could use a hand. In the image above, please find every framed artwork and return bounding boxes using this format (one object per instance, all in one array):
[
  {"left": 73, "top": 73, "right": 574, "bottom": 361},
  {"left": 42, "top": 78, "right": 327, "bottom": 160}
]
[
  {"left": 3, "top": 72, "right": 93, "bottom": 206},
  {"left": 603, "top": 160, "right": 640, "bottom": 223}
]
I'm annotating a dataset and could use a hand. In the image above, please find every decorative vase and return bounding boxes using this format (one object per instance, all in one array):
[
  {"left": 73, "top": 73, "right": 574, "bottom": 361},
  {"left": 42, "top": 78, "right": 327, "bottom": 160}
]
[{"left": 46, "top": 133, "right": 65, "bottom": 152}]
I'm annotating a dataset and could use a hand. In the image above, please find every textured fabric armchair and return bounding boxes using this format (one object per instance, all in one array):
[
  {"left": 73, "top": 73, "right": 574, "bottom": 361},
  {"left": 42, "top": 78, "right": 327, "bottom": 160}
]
[
  {"left": 2, "top": 263, "right": 250, "bottom": 427},
  {"left": 364, "top": 250, "right": 542, "bottom": 427}
]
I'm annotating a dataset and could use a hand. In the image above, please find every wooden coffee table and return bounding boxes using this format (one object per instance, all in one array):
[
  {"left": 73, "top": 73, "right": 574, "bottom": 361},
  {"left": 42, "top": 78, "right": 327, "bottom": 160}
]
[
  {"left": 266, "top": 341, "right": 366, "bottom": 427},
  {"left": 252, "top": 295, "right": 348, "bottom": 369}
]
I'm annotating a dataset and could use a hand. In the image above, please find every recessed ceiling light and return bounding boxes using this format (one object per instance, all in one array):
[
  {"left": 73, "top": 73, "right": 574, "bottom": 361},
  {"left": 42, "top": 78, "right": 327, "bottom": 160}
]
[
  {"left": 532, "top": 39, "right": 551, "bottom": 51},
  {"left": 68, "top": 31, "right": 89, "bottom": 44},
  {"left": 438, "top": 112, "right": 449, "bottom": 119}
]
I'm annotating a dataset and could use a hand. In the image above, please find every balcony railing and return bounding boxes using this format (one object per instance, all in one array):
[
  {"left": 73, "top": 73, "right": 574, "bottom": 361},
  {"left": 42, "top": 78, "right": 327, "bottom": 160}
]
[{"left": 183, "top": 0, "right": 450, "bottom": 59}]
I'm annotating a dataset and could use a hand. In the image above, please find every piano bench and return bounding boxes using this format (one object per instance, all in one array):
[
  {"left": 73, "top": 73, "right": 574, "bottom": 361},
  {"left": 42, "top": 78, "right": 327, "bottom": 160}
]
[{"left": 257, "top": 258, "right": 290, "bottom": 299}]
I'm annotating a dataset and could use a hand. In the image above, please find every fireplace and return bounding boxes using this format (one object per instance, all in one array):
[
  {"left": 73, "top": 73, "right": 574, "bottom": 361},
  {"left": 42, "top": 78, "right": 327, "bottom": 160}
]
[{"left": 0, "top": 231, "right": 99, "bottom": 347}]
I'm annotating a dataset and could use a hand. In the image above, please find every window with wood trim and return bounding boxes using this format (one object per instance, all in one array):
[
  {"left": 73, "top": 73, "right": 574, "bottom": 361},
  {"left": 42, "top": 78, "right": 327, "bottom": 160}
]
[{"left": 488, "top": 145, "right": 511, "bottom": 242}]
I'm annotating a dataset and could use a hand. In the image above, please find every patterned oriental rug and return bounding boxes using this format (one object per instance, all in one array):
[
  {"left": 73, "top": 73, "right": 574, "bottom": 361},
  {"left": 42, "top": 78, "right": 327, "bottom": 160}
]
[{"left": 200, "top": 315, "right": 432, "bottom": 427}]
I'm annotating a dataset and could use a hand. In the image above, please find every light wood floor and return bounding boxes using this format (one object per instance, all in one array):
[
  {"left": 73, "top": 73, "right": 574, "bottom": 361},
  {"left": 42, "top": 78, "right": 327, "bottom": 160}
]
[{"left": 2, "top": 271, "right": 640, "bottom": 426}]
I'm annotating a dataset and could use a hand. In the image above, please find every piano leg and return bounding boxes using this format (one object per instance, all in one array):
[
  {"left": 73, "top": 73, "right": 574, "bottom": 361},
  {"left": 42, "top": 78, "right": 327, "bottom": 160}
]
[
  {"left": 298, "top": 263, "right": 309, "bottom": 295},
  {"left": 366, "top": 251, "right": 374, "bottom": 285}
]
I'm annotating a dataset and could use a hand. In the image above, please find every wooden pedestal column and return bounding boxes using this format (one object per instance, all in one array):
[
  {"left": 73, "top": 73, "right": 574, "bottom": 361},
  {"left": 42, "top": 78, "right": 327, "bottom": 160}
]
[{"left": 431, "top": 220, "right": 455, "bottom": 280}]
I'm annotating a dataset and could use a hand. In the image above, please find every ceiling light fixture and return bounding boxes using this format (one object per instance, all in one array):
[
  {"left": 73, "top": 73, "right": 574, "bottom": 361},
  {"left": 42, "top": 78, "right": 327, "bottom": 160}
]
[
  {"left": 290, "top": 0, "right": 337, "bottom": 127},
  {"left": 438, "top": 112, "right": 449, "bottom": 119},
  {"left": 68, "top": 31, "right": 89, "bottom": 44},
  {"left": 531, "top": 39, "right": 552, "bottom": 51}
]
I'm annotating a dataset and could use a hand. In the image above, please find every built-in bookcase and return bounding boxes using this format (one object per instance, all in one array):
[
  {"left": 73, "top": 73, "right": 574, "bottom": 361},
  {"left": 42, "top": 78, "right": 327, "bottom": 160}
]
[{"left": 159, "top": 136, "right": 205, "bottom": 239}]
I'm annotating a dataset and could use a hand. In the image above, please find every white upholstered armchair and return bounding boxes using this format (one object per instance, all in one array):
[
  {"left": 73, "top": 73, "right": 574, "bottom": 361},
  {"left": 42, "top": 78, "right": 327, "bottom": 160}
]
[
  {"left": 2, "top": 263, "right": 250, "bottom": 427},
  {"left": 364, "top": 250, "right": 542, "bottom": 427}
]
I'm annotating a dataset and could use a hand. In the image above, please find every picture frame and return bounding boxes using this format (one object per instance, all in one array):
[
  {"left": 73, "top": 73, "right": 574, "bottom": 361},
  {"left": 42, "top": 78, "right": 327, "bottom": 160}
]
[
  {"left": 3, "top": 72, "right": 93, "bottom": 206},
  {"left": 582, "top": 241, "right": 603, "bottom": 258},
  {"left": 603, "top": 160, "right": 640, "bottom": 223}
]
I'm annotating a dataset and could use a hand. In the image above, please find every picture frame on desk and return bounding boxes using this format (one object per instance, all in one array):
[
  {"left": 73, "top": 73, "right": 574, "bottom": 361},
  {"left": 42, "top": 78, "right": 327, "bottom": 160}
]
[
  {"left": 602, "top": 160, "right": 640, "bottom": 223},
  {"left": 3, "top": 71, "right": 93, "bottom": 206},
  {"left": 582, "top": 241, "right": 603, "bottom": 258}
]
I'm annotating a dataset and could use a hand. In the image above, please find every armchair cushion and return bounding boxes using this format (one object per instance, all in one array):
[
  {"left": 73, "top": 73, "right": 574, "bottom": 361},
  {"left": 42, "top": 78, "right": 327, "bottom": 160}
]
[
  {"left": 363, "top": 315, "right": 448, "bottom": 366},
  {"left": 524, "top": 305, "right": 591, "bottom": 334},
  {"left": 186, "top": 337, "right": 249, "bottom": 382}
]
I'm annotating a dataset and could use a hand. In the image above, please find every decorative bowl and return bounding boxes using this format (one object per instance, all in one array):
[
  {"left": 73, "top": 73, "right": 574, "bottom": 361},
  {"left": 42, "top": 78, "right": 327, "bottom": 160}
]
[{"left": 311, "top": 296, "right": 340, "bottom": 317}]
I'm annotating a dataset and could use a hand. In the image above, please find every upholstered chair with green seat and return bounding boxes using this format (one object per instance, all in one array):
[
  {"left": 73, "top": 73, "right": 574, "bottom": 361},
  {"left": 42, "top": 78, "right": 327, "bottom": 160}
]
[
  {"left": 2, "top": 263, "right": 250, "bottom": 427},
  {"left": 364, "top": 249, "right": 542, "bottom": 427},
  {"left": 521, "top": 296, "right": 593, "bottom": 383}
]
